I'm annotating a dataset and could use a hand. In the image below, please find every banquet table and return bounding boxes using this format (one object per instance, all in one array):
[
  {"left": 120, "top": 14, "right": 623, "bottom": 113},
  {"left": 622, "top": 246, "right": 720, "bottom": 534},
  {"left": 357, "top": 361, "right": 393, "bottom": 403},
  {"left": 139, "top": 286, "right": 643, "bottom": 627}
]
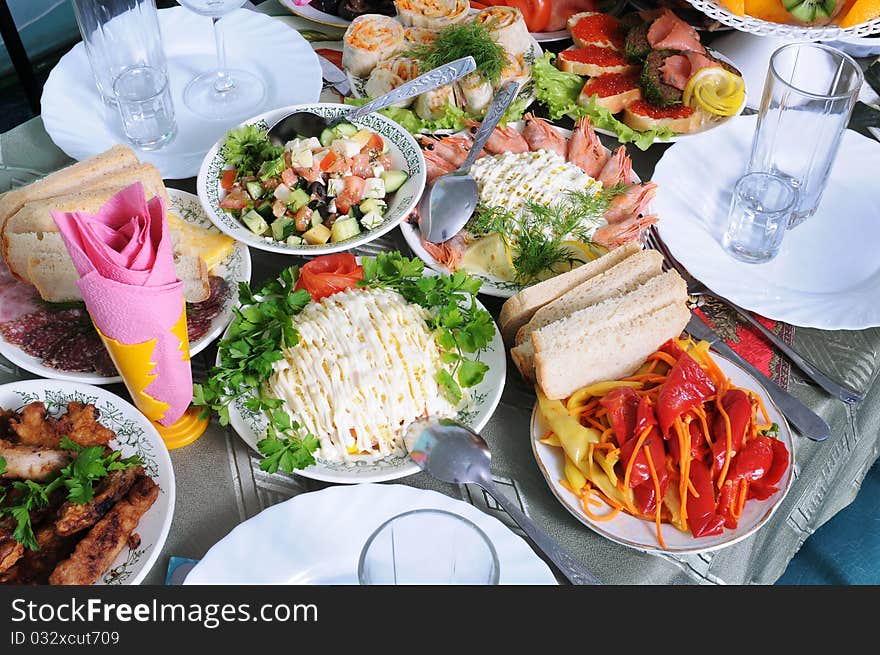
[{"left": 1, "top": 1, "right": 878, "bottom": 585}]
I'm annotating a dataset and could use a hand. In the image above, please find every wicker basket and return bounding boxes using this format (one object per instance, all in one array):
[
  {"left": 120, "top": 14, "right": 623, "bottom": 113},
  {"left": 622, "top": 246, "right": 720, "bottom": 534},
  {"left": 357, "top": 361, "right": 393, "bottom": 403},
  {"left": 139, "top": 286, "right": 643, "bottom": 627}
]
[{"left": 685, "top": 0, "right": 880, "bottom": 39}]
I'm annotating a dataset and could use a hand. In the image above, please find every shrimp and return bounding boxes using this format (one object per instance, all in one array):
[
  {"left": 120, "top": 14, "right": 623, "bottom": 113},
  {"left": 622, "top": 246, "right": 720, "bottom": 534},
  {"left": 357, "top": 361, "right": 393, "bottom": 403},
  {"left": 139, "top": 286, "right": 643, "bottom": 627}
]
[
  {"left": 521, "top": 112, "right": 568, "bottom": 158},
  {"left": 420, "top": 135, "right": 473, "bottom": 168},
  {"left": 424, "top": 148, "right": 455, "bottom": 183},
  {"left": 421, "top": 232, "right": 468, "bottom": 270},
  {"left": 464, "top": 119, "right": 529, "bottom": 155},
  {"left": 568, "top": 117, "right": 609, "bottom": 178},
  {"left": 604, "top": 182, "right": 657, "bottom": 224},
  {"left": 593, "top": 214, "right": 660, "bottom": 249},
  {"left": 597, "top": 146, "right": 635, "bottom": 187}
]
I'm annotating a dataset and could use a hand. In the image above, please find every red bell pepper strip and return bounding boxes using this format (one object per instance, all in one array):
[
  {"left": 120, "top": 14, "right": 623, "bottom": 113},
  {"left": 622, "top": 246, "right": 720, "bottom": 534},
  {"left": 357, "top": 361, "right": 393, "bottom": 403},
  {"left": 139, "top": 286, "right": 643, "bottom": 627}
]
[
  {"left": 716, "top": 479, "right": 741, "bottom": 530},
  {"left": 659, "top": 338, "right": 686, "bottom": 361},
  {"left": 668, "top": 417, "right": 710, "bottom": 466},
  {"left": 730, "top": 436, "right": 774, "bottom": 482},
  {"left": 599, "top": 386, "right": 639, "bottom": 447},
  {"left": 710, "top": 389, "right": 752, "bottom": 477},
  {"left": 749, "top": 437, "right": 790, "bottom": 500},
  {"left": 687, "top": 459, "right": 725, "bottom": 537},
  {"left": 620, "top": 398, "right": 667, "bottom": 495},
  {"left": 656, "top": 352, "right": 716, "bottom": 436}
]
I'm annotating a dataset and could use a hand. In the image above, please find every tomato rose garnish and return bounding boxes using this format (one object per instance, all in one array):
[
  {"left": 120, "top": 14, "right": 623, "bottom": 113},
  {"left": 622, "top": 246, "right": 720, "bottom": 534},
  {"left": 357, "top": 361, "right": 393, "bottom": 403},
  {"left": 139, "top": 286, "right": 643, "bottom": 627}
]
[{"left": 294, "top": 253, "right": 364, "bottom": 301}]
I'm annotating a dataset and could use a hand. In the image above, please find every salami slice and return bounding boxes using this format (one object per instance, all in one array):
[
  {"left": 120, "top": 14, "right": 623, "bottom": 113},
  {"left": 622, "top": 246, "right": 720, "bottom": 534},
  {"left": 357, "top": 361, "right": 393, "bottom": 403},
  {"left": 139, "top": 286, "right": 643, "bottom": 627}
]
[
  {"left": 186, "top": 276, "right": 229, "bottom": 342},
  {"left": 45, "top": 331, "right": 100, "bottom": 372},
  {"left": 18, "top": 310, "right": 85, "bottom": 357},
  {"left": 0, "top": 310, "right": 56, "bottom": 345}
]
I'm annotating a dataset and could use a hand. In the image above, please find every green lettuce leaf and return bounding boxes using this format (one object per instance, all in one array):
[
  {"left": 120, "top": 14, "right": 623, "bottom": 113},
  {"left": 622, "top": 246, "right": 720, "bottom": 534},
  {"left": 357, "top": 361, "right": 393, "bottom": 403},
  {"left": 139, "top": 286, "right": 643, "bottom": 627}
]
[{"left": 531, "top": 52, "right": 674, "bottom": 151}]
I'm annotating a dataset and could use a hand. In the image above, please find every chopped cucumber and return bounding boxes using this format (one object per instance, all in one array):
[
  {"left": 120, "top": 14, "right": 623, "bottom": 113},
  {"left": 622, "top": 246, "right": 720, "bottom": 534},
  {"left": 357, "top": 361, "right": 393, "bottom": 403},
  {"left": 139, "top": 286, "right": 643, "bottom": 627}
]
[
  {"left": 310, "top": 210, "right": 323, "bottom": 228},
  {"left": 241, "top": 209, "right": 269, "bottom": 236},
  {"left": 333, "top": 122, "right": 358, "bottom": 138},
  {"left": 246, "top": 181, "right": 264, "bottom": 200},
  {"left": 285, "top": 235, "right": 304, "bottom": 246},
  {"left": 330, "top": 217, "right": 361, "bottom": 243},
  {"left": 270, "top": 216, "right": 294, "bottom": 241},
  {"left": 319, "top": 128, "right": 336, "bottom": 148},
  {"left": 287, "top": 187, "right": 310, "bottom": 211},
  {"left": 358, "top": 198, "right": 386, "bottom": 215},
  {"left": 255, "top": 200, "right": 273, "bottom": 217},
  {"left": 381, "top": 170, "right": 408, "bottom": 193},
  {"left": 303, "top": 224, "right": 331, "bottom": 245}
]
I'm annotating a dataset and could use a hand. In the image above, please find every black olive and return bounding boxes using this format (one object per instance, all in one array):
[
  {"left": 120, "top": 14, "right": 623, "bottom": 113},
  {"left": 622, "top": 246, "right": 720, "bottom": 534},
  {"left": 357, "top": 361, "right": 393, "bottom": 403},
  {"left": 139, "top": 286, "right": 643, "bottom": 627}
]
[
  {"left": 308, "top": 199, "right": 321, "bottom": 210},
  {"left": 309, "top": 181, "right": 326, "bottom": 197},
  {"left": 317, "top": 204, "right": 331, "bottom": 219}
]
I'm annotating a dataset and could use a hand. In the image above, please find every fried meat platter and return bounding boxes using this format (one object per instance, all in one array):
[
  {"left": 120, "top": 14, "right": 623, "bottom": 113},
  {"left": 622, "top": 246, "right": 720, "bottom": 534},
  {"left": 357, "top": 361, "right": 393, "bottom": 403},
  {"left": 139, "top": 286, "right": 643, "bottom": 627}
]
[{"left": 0, "top": 401, "right": 158, "bottom": 585}]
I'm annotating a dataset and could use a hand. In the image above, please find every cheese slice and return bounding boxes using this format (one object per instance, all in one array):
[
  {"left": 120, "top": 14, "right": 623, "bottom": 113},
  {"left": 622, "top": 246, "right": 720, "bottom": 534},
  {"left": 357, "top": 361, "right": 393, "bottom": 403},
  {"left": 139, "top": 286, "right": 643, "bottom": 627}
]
[{"left": 167, "top": 212, "right": 234, "bottom": 270}]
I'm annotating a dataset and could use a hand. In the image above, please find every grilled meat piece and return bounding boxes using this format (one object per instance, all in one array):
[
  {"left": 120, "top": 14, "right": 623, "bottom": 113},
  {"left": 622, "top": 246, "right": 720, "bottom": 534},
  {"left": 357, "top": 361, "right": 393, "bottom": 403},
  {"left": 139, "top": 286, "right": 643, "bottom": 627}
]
[
  {"left": 0, "top": 439, "right": 71, "bottom": 481},
  {"left": 54, "top": 466, "right": 142, "bottom": 537},
  {"left": 0, "top": 524, "right": 78, "bottom": 584},
  {"left": 56, "top": 403, "right": 115, "bottom": 448},
  {"left": 49, "top": 476, "right": 158, "bottom": 585}
]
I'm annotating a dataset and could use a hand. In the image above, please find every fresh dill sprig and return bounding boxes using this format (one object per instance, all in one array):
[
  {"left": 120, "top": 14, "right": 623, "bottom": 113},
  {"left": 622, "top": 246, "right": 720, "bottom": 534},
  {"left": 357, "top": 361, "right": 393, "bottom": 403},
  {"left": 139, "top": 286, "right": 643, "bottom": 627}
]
[
  {"left": 405, "top": 23, "right": 506, "bottom": 85},
  {"left": 467, "top": 203, "right": 517, "bottom": 238}
]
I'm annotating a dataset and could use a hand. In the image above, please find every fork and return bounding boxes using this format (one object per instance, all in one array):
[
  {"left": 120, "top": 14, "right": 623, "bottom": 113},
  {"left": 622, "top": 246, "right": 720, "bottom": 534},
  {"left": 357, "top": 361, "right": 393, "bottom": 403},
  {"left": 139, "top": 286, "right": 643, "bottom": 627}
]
[{"left": 644, "top": 227, "right": 865, "bottom": 405}]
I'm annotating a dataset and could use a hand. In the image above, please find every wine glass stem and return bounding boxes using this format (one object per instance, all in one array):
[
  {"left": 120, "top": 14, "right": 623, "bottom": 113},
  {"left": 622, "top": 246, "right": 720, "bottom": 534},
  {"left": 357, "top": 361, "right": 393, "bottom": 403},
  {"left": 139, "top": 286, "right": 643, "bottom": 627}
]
[{"left": 211, "top": 16, "right": 233, "bottom": 94}]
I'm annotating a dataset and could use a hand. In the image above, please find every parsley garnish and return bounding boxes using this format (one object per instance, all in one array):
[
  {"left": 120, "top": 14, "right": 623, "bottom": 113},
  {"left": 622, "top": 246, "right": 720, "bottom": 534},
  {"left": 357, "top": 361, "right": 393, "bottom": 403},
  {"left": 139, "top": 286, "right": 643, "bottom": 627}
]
[
  {"left": 221, "top": 125, "right": 283, "bottom": 177},
  {"left": 0, "top": 439, "right": 141, "bottom": 551},
  {"left": 760, "top": 423, "right": 780, "bottom": 438},
  {"left": 0, "top": 456, "right": 6, "bottom": 476},
  {"left": 194, "top": 253, "right": 493, "bottom": 475}
]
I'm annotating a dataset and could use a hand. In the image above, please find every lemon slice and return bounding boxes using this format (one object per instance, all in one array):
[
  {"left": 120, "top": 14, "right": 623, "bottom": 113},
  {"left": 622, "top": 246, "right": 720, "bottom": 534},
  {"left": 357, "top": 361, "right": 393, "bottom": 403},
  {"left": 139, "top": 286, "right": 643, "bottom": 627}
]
[
  {"left": 534, "top": 241, "right": 601, "bottom": 281},
  {"left": 459, "top": 233, "right": 516, "bottom": 281},
  {"left": 683, "top": 67, "right": 745, "bottom": 117}
]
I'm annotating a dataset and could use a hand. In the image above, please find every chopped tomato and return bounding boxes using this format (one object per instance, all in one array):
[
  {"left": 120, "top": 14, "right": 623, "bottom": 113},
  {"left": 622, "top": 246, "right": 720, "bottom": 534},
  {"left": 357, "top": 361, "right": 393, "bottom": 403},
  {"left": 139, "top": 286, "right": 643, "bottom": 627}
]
[
  {"left": 350, "top": 153, "right": 372, "bottom": 178},
  {"left": 334, "top": 176, "right": 366, "bottom": 214},
  {"left": 219, "top": 187, "right": 250, "bottom": 210},
  {"left": 320, "top": 151, "right": 339, "bottom": 172},
  {"left": 362, "top": 133, "right": 384, "bottom": 156},
  {"left": 220, "top": 168, "right": 238, "bottom": 191},
  {"left": 294, "top": 253, "right": 364, "bottom": 301},
  {"left": 281, "top": 168, "right": 298, "bottom": 187},
  {"left": 314, "top": 48, "right": 343, "bottom": 70}
]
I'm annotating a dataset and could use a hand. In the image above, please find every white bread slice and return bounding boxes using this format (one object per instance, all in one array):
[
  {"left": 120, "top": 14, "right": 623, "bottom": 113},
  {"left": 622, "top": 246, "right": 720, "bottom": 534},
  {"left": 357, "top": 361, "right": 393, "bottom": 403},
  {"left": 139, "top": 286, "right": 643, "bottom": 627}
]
[
  {"left": 0, "top": 145, "right": 138, "bottom": 234},
  {"left": 534, "top": 301, "right": 690, "bottom": 400},
  {"left": 580, "top": 84, "right": 642, "bottom": 114},
  {"left": 557, "top": 50, "right": 638, "bottom": 77},
  {"left": 4, "top": 231, "right": 68, "bottom": 288},
  {"left": 622, "top": 105, "right": 704, "bottom": 134},
  {"left": 513, "top": 269, "right": 685, "bottom": 381},
  {"left": 2, "top": 168, "right": 168, "bottom": 280},
  {"left": 498, "top": 242, "right": 640, "bottom": 344},
  {"left": 27, "top": 251, "right": 81, "bottom": 303},
  {"left": 516, "top": 249, "right": 664, "bottom": 345}
]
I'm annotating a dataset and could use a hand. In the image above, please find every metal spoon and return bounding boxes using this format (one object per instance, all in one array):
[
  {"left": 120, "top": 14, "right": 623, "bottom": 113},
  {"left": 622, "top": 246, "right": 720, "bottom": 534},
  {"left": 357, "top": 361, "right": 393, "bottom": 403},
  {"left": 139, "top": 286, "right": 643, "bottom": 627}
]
[
  {"left": 417, "top": 80, "right": 520, "bottom": 244},
  {"left": 267, "top": 56, "right": 477, "bottom": 145},
  {"left": 406, "top": 417, "right": 603, "bottom": 585}
]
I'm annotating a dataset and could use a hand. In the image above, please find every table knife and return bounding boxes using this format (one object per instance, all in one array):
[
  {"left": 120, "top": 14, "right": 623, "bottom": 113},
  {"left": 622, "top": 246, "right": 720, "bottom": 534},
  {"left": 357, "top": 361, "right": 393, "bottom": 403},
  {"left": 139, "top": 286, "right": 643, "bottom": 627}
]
[
  {"left": 686, "top": 314, "right": 831, "bottom": 442},
  {"left": 317, "top": 54, "right": 350, "bottom": 97}
]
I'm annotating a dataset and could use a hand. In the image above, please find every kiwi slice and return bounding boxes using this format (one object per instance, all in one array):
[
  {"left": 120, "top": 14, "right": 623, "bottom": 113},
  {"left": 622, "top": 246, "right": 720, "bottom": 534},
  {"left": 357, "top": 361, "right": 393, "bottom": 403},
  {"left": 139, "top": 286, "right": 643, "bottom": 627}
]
[{"left": 782, "top": 0, "right": 840, "bottom": 23}]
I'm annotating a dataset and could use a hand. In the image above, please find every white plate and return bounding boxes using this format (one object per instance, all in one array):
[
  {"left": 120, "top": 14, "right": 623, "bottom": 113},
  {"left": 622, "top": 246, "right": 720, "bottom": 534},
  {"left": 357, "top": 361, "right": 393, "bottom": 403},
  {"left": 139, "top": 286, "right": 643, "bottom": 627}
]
[
  {"left": 224, "top": 267, "right": 506, "bottom": 483},
  {"left": 531, "top": 352, "right": 794, "bottom": 554},
  {"left": 41, "top": 7, "right": 322, "bottom": 179},
  {"left": 197, "top": 102, "right": 426, "bottom": 256},
  {"left": 184, "top": 483, "right": 555, "bottom": 584},
  {"left": 562, "top": 47, "right": 746, "bottom": 144},
  {"left": 0, "top": 188, "right": 252, "bottom": 385},
  {"left": 0, "top": 380, "right": 175, "bottom": 584},
  {"left": 400, "top": 121, "right": 642, "bottom": 298},
  {"left": 652, "top": 114, "right": 880, "bottom": 329}
]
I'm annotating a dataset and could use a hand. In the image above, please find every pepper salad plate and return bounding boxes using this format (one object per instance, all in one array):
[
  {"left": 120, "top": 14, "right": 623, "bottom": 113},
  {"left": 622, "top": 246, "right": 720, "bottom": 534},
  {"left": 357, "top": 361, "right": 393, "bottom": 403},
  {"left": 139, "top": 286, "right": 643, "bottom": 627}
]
[
  {"left": 651, "top": 114, "right": 880, "bottom": 329},
  {"left": 531, "top": 351, "right": 794, "bottom": 555},
  {"left": 185, "top": 484, "right": 556, "bottom": 584},
  {"left": 0, "top": 189, "right": 251, "bottom": 385},
  {"left": 0, "top": 380, "right": 175, "bottom": 585}
]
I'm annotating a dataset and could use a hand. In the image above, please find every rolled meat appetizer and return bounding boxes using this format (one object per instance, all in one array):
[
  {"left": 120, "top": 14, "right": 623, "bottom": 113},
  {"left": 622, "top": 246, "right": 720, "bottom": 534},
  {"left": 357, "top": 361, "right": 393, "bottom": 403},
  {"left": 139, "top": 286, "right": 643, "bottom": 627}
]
[
  {"left": 496, "top": 51, "right": 531, "bottom": 90},
  {"left": 342, "top": 14, "right": 405, "bottom": 78},
  {"left": 403, "top": 25, "right": 437, "bottom": 47},
  {"left": 455, "top": 71, "right": 494, "bottom": 115},
  {"left": 393, "top": 0, "right": 469, "bottom": 29},
  {"left": 414, "top": 83, "right": 456, "bottom": 121},
  {"left": 365, "top": 56, "right": 421, "bottom": 107},
  {"left": 473, "top": 6, "right": 532, "bottom": 57}
]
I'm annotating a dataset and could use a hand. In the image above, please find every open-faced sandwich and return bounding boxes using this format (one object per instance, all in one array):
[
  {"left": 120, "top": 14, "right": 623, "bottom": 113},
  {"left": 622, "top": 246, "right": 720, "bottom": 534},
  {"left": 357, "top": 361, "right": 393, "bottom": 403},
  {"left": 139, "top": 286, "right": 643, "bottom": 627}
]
[
  {"left": 0, "top": 145, "right": 237, "bottom": 377},
  {"left": 0, "top": 401, "right": 158, "bottom": 585},
  {"left": 533, "top": 9, "right": 746, "bottom": 147}
]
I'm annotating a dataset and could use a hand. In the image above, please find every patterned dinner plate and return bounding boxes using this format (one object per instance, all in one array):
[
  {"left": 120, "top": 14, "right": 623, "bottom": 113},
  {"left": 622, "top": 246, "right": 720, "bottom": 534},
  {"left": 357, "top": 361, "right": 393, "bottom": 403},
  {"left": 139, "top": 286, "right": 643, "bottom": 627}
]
[
  {"left": 0, "top": 380, "right": 175, "bottom": 585},
  {"left": 196, "top": 103, "right": 426, "bottom": 256},
  {"left": 222, "top": 266, "right": 506, "bottom": 484},
  {"left": 530, "top": 351, "right": 794, "bottom": 555},
  {"left": 0, "top": 189, "right": 251, "bottom": 385}
]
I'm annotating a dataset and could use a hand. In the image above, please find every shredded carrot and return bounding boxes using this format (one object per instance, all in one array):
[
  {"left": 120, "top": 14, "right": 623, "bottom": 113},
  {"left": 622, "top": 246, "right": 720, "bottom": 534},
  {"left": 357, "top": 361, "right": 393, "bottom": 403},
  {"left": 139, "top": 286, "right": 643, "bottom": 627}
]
[
  {"left": 647, "top": 351, "right": 678, "bottom": 367},
  {"left": 752, "top": 392, "right": 773, "bottom": 429},
  {"left": 581, "top": 492, "right": 622, "bottom": 521},
  {"left": 622, "top": 374, "right": 668, "bottom": 383},
  {"left": 623, "top": 426, "right": 652, "bottom": 491},
  {"left": 559, "top": 479, "right": 577, "bottom": 495},
  {"left": 643, "top": 444, "right": 667, "bottom": 550},
  {"left": 543, "top": 430, "right": 554, "bottom": 440},
  {"left": 593, "top": 442, "right": 615, "bottom": 451},
  {"left": 600, "top": 427, "right": 614, "bottom": 443},
  {"left": 584, "top": 416, "right": 607, "bottom": 431},
  {"left": 715, "top": 397, "right": 734, "bottom": 489}
]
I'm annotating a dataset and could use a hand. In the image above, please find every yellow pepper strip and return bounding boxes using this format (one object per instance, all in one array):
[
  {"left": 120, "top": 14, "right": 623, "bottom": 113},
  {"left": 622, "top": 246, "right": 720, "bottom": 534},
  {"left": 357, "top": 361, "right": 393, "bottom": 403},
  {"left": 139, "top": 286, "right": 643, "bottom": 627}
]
[
  {"left": 564, "top": 456, "right": 587, "bottom": 492},
  {"left": 594, "top": 448, "right": 620, "bottom": 488},
  {"left": 565, "top": 380, "right": 644, "bottom": 410},
  {"left": 663, "top": 484, "right": 686, "bottom": 533},
  {"left": 539, "top": 433, "right": 562, "bottom": 447},
  {"left": 537, "top": 387, "right": 601, "bottom": 475}
]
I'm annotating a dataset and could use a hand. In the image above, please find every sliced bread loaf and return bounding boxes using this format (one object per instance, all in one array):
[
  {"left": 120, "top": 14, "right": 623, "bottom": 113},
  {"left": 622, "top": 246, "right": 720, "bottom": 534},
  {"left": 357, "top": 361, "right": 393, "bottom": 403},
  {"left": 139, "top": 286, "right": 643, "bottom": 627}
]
[{"left": 27, "top": 251, "right": 82, "bottom": 303}]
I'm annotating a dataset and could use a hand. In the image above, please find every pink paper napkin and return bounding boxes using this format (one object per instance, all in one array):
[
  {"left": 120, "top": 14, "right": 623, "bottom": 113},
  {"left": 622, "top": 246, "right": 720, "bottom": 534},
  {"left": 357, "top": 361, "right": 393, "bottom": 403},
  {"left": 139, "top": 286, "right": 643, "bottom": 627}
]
[{"left": 52, "top": 182, "right": 191, "bottom": 426}]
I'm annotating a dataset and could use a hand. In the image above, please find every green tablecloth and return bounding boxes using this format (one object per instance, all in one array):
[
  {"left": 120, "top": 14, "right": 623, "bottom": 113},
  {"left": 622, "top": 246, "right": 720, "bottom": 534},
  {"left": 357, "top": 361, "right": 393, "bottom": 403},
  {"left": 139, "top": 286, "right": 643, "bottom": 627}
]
[{"left": 1, "top": 3, "right": 878, "bottom": 585}]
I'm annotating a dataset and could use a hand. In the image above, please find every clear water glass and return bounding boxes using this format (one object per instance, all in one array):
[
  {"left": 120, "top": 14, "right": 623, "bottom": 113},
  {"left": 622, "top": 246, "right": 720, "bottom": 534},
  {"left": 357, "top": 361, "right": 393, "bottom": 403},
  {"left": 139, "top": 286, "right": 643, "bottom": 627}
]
[
  {"left": 723, "top": 172, "right": 797, "bottom": 264},
  {"left": 113, "top": 66, "right": 177, "bottom": 150},
  {"left": 358, "top": 509, "right": 500, "bottom": 585},
  {"left": 71, "top": 0, "right": 168, "bottom": 106},
  {"left": 748, "top": 42, "right": 863, "bottom": 229}
]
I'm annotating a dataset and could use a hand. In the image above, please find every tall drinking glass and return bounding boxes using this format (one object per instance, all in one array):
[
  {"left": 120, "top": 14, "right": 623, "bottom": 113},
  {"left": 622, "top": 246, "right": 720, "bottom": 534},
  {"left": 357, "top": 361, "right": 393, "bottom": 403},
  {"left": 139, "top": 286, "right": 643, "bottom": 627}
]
[
  {"left": 176, "top": 0, "right": 266, "bottom": 120},
  {"left": 748, "top": 43, "right": 863, "bottom": 228},
  {"left": 71, "top": 0, "right": 169, "bottom": 106}
]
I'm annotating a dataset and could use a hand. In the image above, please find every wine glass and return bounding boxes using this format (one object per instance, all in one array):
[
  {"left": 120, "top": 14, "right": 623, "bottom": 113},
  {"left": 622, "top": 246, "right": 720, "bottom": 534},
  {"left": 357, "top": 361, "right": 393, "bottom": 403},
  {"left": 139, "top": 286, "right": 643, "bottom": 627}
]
[{"left": 177, "top": 0, "right": 266, "bottom": 120}]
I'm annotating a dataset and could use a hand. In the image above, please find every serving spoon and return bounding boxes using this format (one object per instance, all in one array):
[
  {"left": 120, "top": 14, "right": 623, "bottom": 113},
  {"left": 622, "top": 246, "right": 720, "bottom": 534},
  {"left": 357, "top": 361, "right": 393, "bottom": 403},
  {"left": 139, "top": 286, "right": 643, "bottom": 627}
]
[
  {"left": 406, "top": 417, "right": 603, "bottom": 585},
  {"left": 267, "top": 56, "right": 477, "bottom": 145},
  {"left": 417, "top": 80, "right": 520, "bottom": 244}
]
